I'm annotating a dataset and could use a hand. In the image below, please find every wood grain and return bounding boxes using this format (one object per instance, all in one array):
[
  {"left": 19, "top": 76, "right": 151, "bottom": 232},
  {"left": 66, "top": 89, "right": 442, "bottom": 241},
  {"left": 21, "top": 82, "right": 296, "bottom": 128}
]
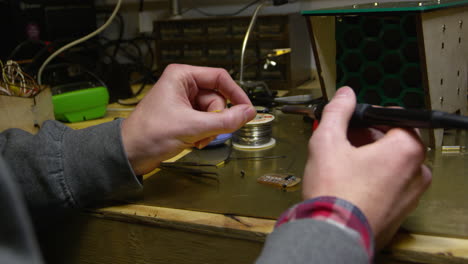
[
  {"left": 420, "top": 6, "right": 468, "bottom": 145},
  {"left": 95, "top": 204, "right": 275, "bottom": 242},
  {"left": 40, "top": 213, "right": 265, "bottom": 264},
  {"left": 308, "top": 16, "right": 337, "bottom": 101}
]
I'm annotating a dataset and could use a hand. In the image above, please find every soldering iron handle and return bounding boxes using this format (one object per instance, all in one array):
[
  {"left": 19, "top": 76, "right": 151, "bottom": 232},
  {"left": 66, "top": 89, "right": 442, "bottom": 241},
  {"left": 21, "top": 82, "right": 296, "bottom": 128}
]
[
  {"left": 314, "top": 103, "right": 457, "bottom": 128},
  {"left": 350, "top": 104, "right": 434, "bottom": 128},
  {"left": 292, "top": 102, "right": 468, "bottom": 129}
]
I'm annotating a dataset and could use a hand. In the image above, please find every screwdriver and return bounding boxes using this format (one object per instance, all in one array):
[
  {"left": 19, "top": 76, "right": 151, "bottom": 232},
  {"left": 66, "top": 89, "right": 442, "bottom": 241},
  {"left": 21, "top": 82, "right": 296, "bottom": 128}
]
[{"left": 281, "top": 103, "right": 468, "bottom": 129}]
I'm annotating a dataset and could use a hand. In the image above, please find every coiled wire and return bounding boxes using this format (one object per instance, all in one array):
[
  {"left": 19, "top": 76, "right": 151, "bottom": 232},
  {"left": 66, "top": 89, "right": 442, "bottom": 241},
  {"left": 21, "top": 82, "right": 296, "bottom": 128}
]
[{"left": 233, "top": 116, "right": 274, "bottom": 146}]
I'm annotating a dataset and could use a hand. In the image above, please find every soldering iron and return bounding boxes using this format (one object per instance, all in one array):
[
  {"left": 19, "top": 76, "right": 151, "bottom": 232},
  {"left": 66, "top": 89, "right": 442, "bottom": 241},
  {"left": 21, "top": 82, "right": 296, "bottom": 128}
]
[{"left": 281, "top": 103, "right": 468, "bottom": 129}]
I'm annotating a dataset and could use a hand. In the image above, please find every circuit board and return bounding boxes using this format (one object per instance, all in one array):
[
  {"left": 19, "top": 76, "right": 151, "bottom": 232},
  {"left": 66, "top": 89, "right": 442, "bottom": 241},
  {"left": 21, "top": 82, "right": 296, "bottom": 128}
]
[{"left": 257, "top": 173, "right": 301, "bottom": 188}]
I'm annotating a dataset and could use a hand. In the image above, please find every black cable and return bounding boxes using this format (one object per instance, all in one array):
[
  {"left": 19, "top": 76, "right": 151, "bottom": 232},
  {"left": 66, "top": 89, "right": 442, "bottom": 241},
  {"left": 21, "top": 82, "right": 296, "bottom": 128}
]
[
  {"left": 96, "top": 35, "right": 157, "bottom": 97},
  {"left": 7, "top": 40, "right": 47, "bottom": 60},
  {"left": 133, "top": 78, "right": 148, "bottom": 97},
  {"left": 139, "top": 0, "right": 144, "bottom": 12},
  {"left": 101, "top": 35, "right": 156, "bottom": 68},
  {"left": 42, "top": 62, "right": 107, "bottom": 88},
  {"left": 132, "top": 35, "right": 155, "bottom": 72},
  {"left": 132, "top": 35, "right": 155, "bottom": 71},
  {"left": 24, "top": 40, "right": 69, "bottom": 75},
  {"left": 192, "top": 0, "right": 261, "bottom": 17},
  {"left": 112, "top": 41, "right": 156, "bottom": 94},
  {"left": 95, "top": 9, "right": 125, "bottom": 61},
  {"left": 144, "top": 38, "right": 154, "bottom": 71},
  {"left": 128, "top": 41, "right": 143, "bottom": 61},
  {"left": 100, "top": 40, "right": 153, "bottom": 84},
  {"left": 111, "top": 13, "right": 125, "bottom": 60}
]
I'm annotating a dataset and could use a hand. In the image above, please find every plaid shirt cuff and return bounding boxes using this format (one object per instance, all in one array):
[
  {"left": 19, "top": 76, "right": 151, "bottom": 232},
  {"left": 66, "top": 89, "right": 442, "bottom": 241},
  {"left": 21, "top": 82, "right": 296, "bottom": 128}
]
[{"left": 276, "top": 196, "right": 374, "bottom": 261}]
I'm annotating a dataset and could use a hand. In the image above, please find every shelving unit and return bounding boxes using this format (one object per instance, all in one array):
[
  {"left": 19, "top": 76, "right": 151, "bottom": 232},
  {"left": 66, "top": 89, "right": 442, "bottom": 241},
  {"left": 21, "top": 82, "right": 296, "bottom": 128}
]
[{"left": 153, "top": 14, "right": 312, "bottom": 90}]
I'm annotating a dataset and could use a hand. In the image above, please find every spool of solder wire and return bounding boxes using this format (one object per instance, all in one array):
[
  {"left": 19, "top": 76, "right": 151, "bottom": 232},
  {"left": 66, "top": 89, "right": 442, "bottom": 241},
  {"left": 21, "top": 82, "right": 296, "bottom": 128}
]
[{"left": 233, "top": 113, "right": 275, "bottom": 150}]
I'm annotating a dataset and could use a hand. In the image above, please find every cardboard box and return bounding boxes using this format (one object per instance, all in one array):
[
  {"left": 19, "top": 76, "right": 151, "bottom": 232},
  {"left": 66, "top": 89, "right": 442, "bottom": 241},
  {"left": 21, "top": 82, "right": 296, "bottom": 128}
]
[{"left": 0, "top": 88, "right": 55, "bottom": 133}]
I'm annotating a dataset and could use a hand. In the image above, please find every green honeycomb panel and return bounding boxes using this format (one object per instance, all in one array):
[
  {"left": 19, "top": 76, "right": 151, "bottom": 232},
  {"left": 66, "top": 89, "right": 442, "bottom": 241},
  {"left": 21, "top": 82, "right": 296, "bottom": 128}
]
[{"left": 336, "top": 14, "right": 425, "bottom": 108}]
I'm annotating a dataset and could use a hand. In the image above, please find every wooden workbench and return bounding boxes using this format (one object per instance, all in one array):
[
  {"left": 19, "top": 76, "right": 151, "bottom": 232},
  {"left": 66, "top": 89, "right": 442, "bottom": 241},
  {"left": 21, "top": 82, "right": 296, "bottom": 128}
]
[
  {"left": 40, "top": 89, "right": 468, "bottom": 264},
  {"left": 39, "top": 202, "right": 468, "bottom": 264}
]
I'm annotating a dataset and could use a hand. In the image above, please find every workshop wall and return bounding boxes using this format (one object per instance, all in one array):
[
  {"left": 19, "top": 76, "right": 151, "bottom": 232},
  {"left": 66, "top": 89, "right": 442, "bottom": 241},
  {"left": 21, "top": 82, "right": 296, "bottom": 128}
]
[
  {"left": 94, "top": 0, "right": 420, "bottom": 80},
  {"left": 96, "top": 0, "right": 314, "bottom": 73}
]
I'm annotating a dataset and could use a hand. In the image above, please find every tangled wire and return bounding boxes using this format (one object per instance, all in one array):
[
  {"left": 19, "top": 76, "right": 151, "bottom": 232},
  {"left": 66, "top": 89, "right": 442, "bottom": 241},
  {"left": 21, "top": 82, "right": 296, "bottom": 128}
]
[{"left": 0, "top": 60, "right": 41, "bottom": 98}]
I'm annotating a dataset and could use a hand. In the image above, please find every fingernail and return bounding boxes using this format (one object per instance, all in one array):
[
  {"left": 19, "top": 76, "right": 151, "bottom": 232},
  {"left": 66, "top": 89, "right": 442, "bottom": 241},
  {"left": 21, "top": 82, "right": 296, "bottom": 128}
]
[
  {"left": 243, "top": 105, "right": 256, "bottom": 121},
  {"left": 194, "top": 141, "right": 203, "bottom": 149},
  {"left": 335, "top": 87, "right": 353, "bottom": 97}
]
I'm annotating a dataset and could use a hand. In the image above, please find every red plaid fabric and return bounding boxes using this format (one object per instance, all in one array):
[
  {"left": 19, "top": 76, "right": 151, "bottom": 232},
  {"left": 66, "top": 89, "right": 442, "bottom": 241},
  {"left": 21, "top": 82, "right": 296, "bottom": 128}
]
[{"left": 276, "top": 196, "right": 374, "bottom": 261}]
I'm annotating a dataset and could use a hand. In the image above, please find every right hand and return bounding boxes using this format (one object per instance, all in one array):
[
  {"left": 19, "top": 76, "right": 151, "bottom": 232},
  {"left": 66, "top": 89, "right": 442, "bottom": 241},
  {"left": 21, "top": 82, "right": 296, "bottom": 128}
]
[{"left": 302, "top": 86, "right": 432, "bottom": 249}]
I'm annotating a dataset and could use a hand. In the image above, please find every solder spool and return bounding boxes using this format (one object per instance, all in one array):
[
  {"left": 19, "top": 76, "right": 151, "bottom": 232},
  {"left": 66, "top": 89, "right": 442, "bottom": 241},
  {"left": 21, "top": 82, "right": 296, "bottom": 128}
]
[{"left": 232, "top": 113, "right": 276, "bottom": 150}]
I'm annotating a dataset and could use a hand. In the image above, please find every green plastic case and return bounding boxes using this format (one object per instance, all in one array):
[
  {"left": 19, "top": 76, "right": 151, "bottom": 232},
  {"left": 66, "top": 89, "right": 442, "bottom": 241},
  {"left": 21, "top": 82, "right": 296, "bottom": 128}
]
[{"left": 52, "top": 86, "right": 109, "bottom": 123}]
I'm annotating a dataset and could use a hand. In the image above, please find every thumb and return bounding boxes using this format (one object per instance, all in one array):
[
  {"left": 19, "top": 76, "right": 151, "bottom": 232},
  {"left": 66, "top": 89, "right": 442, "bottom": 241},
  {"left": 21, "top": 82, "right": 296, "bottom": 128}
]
[{"left": 316, "top": 87, "right": 356, "bottom": 141}]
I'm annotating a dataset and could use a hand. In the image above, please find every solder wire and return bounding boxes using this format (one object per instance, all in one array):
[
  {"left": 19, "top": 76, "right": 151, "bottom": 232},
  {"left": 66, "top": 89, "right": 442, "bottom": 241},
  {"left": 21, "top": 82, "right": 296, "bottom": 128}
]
[{"left": 233, "top": 122, "right": 273, "bottom": 146}]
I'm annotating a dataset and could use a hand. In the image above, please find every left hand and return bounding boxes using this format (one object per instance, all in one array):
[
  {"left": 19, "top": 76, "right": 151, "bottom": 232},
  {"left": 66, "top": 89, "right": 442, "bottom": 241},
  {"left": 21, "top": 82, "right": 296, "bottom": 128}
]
[{"left": 121, "top": 64, "right": 256, "bottom": 175}]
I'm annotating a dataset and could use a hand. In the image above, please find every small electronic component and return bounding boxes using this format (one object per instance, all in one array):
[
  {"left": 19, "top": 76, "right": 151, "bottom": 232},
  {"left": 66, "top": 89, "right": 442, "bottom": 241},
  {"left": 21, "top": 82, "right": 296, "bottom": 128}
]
[
  {"left": 442, "top": 145, "right": 466, "bottom": 154},
  {"left": 257, "top": 173, "right": 301, "bottom": 188}
]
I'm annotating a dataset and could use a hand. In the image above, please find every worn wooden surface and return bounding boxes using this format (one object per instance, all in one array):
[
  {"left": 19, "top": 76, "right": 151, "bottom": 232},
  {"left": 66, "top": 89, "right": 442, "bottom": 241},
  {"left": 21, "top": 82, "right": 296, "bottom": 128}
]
[
  {"left": 96, "top": 204, "right": 275, "bottom": 242},
  {"left": 383, "top": 233, "right": 468, "bottom": 263},
  {"left": 39, "top": 203, "right": 468, "bottom": 264},
  {"left": 308, "top": 16, "right": 336, "bottom": 101},
  {"left": 420, "top": 6, "right": 468, "bottom": 145},
  {"left": 52, "top": 86, "right": 468, "bottom": 264},
  {"left": 0, "top": 88, "right": 54, "bottom": 133},
  {"left": 40, "top": 210, "right": 266, "bottom": 264}
]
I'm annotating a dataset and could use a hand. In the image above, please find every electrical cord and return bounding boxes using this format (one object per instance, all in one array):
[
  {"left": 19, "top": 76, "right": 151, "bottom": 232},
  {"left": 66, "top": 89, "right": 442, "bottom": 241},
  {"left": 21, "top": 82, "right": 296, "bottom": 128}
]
[
  {"left": 110, "top": 12, "right": 125, "bottom": 60},
  {"left": 98, "top": 36, "right": 156, "bottom": 85},
  {"left": 44, "top": 62, "right": 108, "bottom": 89},
  {"left": 24, "top": 40, "right": 69, "bottom": 74},
  {"left": 37, "top": 0, "right": 122, "bottom": 85},
  {"left": 240, "top": 1, "right": 267, "bottom": 84},
  {"left": 95, "top": 8, "right": 124, "bottom": 57},
  {"left": 7, "top": 40, "right": 47, "bottom": 61},
  {"left": 102, "top": 37, "right": 156, "bottom": 96}
]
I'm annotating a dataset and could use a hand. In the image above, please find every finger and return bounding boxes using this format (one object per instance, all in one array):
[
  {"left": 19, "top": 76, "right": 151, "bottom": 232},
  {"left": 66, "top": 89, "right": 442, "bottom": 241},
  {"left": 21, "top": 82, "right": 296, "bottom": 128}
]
[
  {"left": 363, "top": 125, "right": 421, "bottom": 142},
  {"left": 399, "top": 165, "right": 432, "bottom": 217},
  {"left": 369, "top": 125, "right": 393, "bottom": 133},
  {"left": 194, "top": 136, "right": 217, "bottom": 149},
  {"left": 364, "top": 127, "right": 426, "bottom": 164},
  {"left": 347, "top": 127, "right": 385, "bottom": 147},
  {"left": 196, "top": 90, "right": 226, "bottom": 112},
  {"left": 420, "top": 164, "right": 433, "bottom": 190},
  {"left": 315, "top": 87, "right": 357, "bottom": 141},
  {"left": 189, "top": 104, "right": 256, "bottom": 138},
  {"left": 407, "top": 165, "right": 432, "bottom": 194},
  {"left": 183, "top": 65, "right": 252, "bottom": 105}
]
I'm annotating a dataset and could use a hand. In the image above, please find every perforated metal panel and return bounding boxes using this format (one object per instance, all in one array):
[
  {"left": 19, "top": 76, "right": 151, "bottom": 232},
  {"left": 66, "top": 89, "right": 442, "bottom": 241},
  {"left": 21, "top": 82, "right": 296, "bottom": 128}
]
[{"left": 336, "top": 14, "right": 425, "bottom": 108}]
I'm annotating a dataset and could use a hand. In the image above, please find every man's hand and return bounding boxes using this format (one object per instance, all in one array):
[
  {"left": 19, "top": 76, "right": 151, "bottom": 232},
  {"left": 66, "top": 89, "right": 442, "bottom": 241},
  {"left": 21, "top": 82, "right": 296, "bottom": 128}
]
[
  {"left": 121, "top": 64, "right": 256, "bottom": 175},
  {"left": 303, "top": 86, "right": 432, "bottom": 248}
]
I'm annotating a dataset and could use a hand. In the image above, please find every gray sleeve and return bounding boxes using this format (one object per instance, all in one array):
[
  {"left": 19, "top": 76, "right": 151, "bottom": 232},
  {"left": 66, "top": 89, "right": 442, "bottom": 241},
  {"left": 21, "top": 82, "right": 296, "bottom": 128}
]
[
  {"left": 0, "top": 119, "right": 142, "bottom": 211},
  {"left": 256, "top": 219, "right": 369, "bottom": 264}
]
